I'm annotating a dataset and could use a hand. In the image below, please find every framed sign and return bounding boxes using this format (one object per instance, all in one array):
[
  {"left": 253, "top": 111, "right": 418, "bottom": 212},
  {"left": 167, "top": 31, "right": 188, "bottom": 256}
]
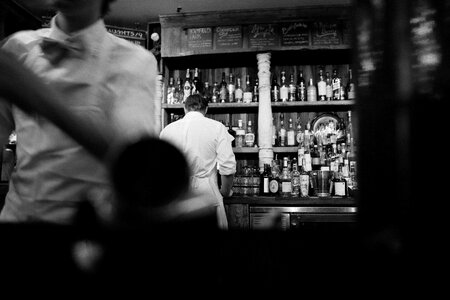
[
  {"left": 281, "top": 22, "right": 310, "bottom": 46},
  {"left": 106, "top": 25, "right": 147, "bottom": 48},
  {"left": 312, "top": 21, "right": 340, "bottom": 45},
  {"left": 214, "top": 26, "right": 243, "bottom": 49},
  {"left": 248, "top": 24, "right": 279, "bottom": 48}
]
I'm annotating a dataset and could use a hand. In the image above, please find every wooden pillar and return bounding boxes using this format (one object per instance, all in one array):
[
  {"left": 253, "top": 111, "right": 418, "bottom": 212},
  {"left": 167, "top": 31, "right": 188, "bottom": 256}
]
[{"left": 256, "top": 53, "right": 273, "bottom": 172}]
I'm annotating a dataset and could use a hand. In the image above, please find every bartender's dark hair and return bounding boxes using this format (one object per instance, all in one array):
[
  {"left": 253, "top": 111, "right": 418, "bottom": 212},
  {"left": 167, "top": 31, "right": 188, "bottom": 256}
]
[
  {"left": 101, "top": 0, "right": 117, "bottom": 17},
  {"left": 185, "top": 94, "right": 209, "bottom": 112}
]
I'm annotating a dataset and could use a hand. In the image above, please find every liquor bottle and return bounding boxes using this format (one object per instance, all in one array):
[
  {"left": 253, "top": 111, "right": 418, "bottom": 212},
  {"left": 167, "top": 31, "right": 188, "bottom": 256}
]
[
  {"left": 235, "top": 77, "right": 243, "bottom": 103},
  {"left": 329, "top": 143, "right": 339, "bottom": 172},
  {"left": 311, "top": 144, "right": 321, "bottom": 170},
  {"left": 272, "top": 116, "right": 278, "bottom": 147},
  {"left": 219, "top": 72, "right": 228, "bottom": 103},
  {"left": 347, "top": 68, "right": 356, "bottom": 100},
  {"left": 245, "top": 120, "right": 255, "bottom": 147},
  {"left": 166, "top": 76, "right": 175, "bottom": 104},
  {"left": 252, "top": 77, "right": 259, "bottom": 102},
  {"left": 235, "top": 119, "right": 245, "bottom": 148},
  {"left": 202, "top": 81, "right": 211, "bottom": 102},
  {"left": 346, "top": 110, "right": 354, "bottom": 147},
  {"left": 299, "top": 164, "right": 310, "bottom": 197},
  {"left": 304, "top": 121, "right": 312, "bottom": 151},
  {"left": 288, "top": 73, "right": 297, "bottom": 101},
  {"left": 295, "top": 121, "right": 304, "bottom": 147},
  {"left": 317, "top": 69, "right": 327, "bottom": 101},
  {"left": 280, "top": 157, "right": 292, "bottom": 197},
  {"left": 287, "top": 118, "right": 296, "bottom": 146},
  {"left": 269, "top": 159, "right": 280, "bottom": 196},
  {"left": 297, "top": 69, "right": 306, "bottom": 101},
  {"left": 182, "top": 68, "right": 192, "bottom": 103},
  {"left": 169, "top": 113, "right": 176, "bottom": 123},
  {"left": 279, "top": 114, "right": 286, "bottom": 147},
  {"left": 174, "top": 77, "right": 183, "bottom": 104},
  {"left": 279, "top": 71, "right": 289, "bottom": 102},
  {"left": 243, "top": 75, "right": 253, "bottom": 103},
  {"left": 307, "top": 77, "right": 317, "bottom": 101},
  {"left": 331, "top": 165, "right": 348, "bottom": 197},
  {"left": 259, "top": 163, "right": 271, "bottom": 196},
  {"left": 326, "top": 71, "right": 333, "bottom": 101},
  {"left": 211, "top": 82, "right": 219, "bottom": 103},
  {"left": 227, "top": 73, "right": 235, "bottom": 102},
  {"left": 192, "top": 67, "right": 201, "bottom": 94},
  {"left": 225, "top": 121, "right": 236, "bottom": 147},
  {"left": 332, "top": 69, "right": 341, "bottom": 100},
  {"left": 271, "top": 74, "right": 280, "bottom": 102},
  {"left": 290, "top": 159, "right": 301, "bottom": 197}
]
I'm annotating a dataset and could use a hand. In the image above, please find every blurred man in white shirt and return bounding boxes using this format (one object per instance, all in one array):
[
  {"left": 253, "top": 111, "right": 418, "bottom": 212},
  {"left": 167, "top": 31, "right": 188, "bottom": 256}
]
[{"left": 160, "top": 94, "right": 236, "bottom": 229}]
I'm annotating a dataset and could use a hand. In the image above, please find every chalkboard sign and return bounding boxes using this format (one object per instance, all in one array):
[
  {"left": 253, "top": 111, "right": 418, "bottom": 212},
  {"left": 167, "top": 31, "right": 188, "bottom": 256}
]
[
  {"left": 281, "top": 22, "right": 310, "bottom": 46},
  {"left": 248, "top": 24, "right": 279, "bottom": 48},
  {"left": 214, "top": 26, "right": 243, "bottom": 49},
  {"left": 312, "top": 21, "right": 340, "bottom": 45},
  {"left": 106, "top": 25, "right": 147, "bottom": 48},
  {"left": 187, "top": 27, "right": 213, "bottom": 49}
]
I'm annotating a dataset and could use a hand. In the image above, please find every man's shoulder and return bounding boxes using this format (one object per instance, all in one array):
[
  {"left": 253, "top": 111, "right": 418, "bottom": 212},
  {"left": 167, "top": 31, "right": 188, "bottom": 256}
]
[{"left": 2, "top": 28, "right": 49, "bottom": 50}]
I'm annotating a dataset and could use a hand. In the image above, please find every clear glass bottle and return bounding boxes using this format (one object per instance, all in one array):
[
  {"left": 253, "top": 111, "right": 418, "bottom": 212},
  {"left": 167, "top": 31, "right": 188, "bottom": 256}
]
[
  {"left": 288, "top": 73, "right": 297, "bottom": 102},
  {"left": 307, "top": 77, "right": 317, "bottom": 102},
  {"left": 279, "top": 71, "right": 289, "bottom": 102},
  {"left": 326, "top": 71, "right": 333, "bottom": 101},
  {"left": 272, "top": 116, "right": 278, "bottom": 147},
  {"left": 297, "top": 69, "right": 306, "bottom": 101},
  {"left": 280, "top": 157, "right": 292, "bottom": 197},
  {"left": 347, "top": 68, "right": 356, "bottom": 100},
  {"left": 317, "top": 69, "right": 327, "bottom": 101},
  {"left": 271, "top": 74, "right": 280, "bottom": 102},
  {"left": 166, "top": 76, "right": 175, "bottom": 104},
  {"left": 269, "top": 159, "right": 280, "bottom": 196},
  {"left": 299, "top": 164, "right": 310, "bottom": 197},
  {"left": 235, "top": 76, "right": 243, "bottom": 103},
  {"left": 290, "top": 159, "right": 301, "bottom": 197},
  {"left": 182, "top": 68, "right": 192, "bottom": 103},
  {"left": 332, "top": 69, "right": 341, "bottom": 100},
  {"left": 211, "top": 82, "right": 219, "bottom": 103},
  {"left": 287, "top": 118, "right": 296, "bottom": 146},
  {"left": 279, "top": 114, "right": 286, "bottom": 147},
  {"left": 174, "top": 77, "right": 183, "bottom": 104},
  {"left": 227, "top": 73, "right": 235, "bottom": 102},
  {"left": 243, "top": 75, "right": 253, "bottom": 103},
  {"left": 245, "top": 120, "right": 255, "bottom": 147},
  {"left": 235, "top": 119, "right": 245, "bottom": 148},
  {"left": 295, "top": 121, "right": 304, "bottom": 147}
]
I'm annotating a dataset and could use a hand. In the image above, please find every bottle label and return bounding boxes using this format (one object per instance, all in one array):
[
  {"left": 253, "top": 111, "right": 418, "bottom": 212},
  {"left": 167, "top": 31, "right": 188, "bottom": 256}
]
[
  {"left": 334, "top": 181, "right": 346, "bottom": 196},
  {"left": 300, "top": 175, "right": 309, "bottom": 196},
  {"left": 243, "top": 92, "right": 252, "bottom": 103},
  {"left": 287, "top": 132, "right": 295, "bottom": 146},
  {"left": 245, "top": 133, "right": 255, "bottom": 147},
  {"left": 269, "top": 179, "right": 279, "bottom": 193},
  {"left": 263, "top": 178, "right": 269, "bottom": 193},
  {"left": 304, "top": 153, "right": 312, "bottom": 171},
  {"left": 318, "top": 82, "right": 326, "bottom": 96},
  {"left": 280, "top": 87, "right": 289, "bottom": 101},
  {"left": 282, "top": 181, "right": 292, "bottom": 193},
  {"left": 235, "top": 89, "right": 243, "bottom": 102}
]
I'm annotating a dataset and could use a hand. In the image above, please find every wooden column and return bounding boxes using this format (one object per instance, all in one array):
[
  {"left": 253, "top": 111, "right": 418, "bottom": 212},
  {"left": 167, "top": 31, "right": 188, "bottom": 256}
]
[{"left": 257, "top": 53, "right": 273, "bottom": 172}]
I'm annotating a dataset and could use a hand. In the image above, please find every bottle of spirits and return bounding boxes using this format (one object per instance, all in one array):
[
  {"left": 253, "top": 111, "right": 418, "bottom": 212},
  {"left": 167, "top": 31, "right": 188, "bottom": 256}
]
[
  {"left": 211, "top": 82, "right": 219, "bottom": 103},
  {"left": 183, "top": 68, "right": 192, "bottom": 103},
  {"left": 252, "top": 78, "right": 259, "bottom": 102},
  {"left": 272, "top": 116, "right": 278, "bottom": 147},
  {"left": 219, "top": 72, "right": 228, "bottom": 103},
  {"left": 269, "top": 159, "right": 280, "bottom": 196},
  {"left": 332, "top": 69, "right": 341, "bottom": 100},
  {"left": 279, "top": 71, "right": 289, "bottom": 102},
  {"left": 174, "top": 77, "right": 183, "bottom": 104},
  {"left": 279, "top": 114, "right": 286, "bottom": 147},
  {"left": 331, "top": 165, "right": 348, "bottom": 197},
  {"left": 299, "top": 164, "right": 310, "bottom": 197},
  {"left": 225, "top": 121, "right": 236, "bottom": 147},
  {"left": 287, "top": 118, "right": 296, "bottom": 146},
  {"left": 297, "top": 69, "right": 306, "bottom": 101},
  {"left": 307, "top": 77, "right": 317, "bottom": 101},
  {"left": 235, "top": 119, "right": 245, "bottom": 148},
  {"left": 166, "top": 76, "right": 175, "bottom": 104},
  {"left": 227, "top": 73, "right": 235, "bottom": 102},
  {"left": 243, "top": 75, "right": 253, "bottom": 103},
  {"left": 288, "top": 73, "right": 297, "bottom": 102},
  {"left": 280, "top": 157, "right": 292, "bottom": 197},
  {"left": 295, "top": 121, "right": 304, "bottom": 147},
  {"left": 235, "top": 76, "right": 243, "bottom": 103},
  {"left": 311, "top": 144, "right": 321, "bottom": 170},
  {"left": 317, "top": 69, "right": 327, "bottom": 101},
  {"left": 259, "top": 163, "right": 272, "bottom": 196},
  {"left": 347, "top": 68, "right": 356, "bottom": 100},
  {"left": 326, "top": 71, "right": 333, "bottom": 101},
  {"left": 245, "top": 120, "right": 255, "bottom": 147},
  {"left": 192, "top": 67, "right": 201, "bottom": 94},
  {"left": 290, "top": 159, "right": 301, "bottom": 197},
  {"left": 271, "top": 74, "right": 280, "bottom": 102},
  {"left": 203, "top": 81, "right": 212, "bottom": 102},
  {"left": 346, "top": 110, "right": 354, "bottom": 147}
]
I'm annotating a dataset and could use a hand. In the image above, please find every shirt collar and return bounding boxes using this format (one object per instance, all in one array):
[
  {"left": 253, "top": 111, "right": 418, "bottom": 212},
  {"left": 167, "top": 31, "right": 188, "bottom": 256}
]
[
  {"left": 184, "top": 111, "right": 205, "bottom": 119},
  {"left": 47, "top": 14, "right": 107, "bottom": 57}
]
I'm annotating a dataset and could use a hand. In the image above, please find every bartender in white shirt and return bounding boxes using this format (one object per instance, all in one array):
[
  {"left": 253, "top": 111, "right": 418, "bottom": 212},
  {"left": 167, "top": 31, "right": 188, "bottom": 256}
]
[{"left": 160, "top": 94, "right": 236, "bottom": 229}]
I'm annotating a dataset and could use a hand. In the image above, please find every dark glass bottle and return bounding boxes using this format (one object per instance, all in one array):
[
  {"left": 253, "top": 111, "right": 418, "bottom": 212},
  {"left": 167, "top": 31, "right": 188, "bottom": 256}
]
[
  {"left": 271, "top": 74, "right": 280, "bottom": 102},
  {"left": 331, "top": 165, "right": 348, "bottom": 197},
  {"left": 252, "top": 78, "right": 259, "bottom": 102},
  {"left": 260, "top": 164, "right": 272, "bottom": 196},
  {"left": 219, "top": 72, "right": 228, "bottom": 103}
]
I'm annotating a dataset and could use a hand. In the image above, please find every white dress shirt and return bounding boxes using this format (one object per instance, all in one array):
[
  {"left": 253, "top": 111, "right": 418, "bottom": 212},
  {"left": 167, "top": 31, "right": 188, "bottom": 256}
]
[{"left": 0, "top": 16, "right": 159, "bottom": 223}]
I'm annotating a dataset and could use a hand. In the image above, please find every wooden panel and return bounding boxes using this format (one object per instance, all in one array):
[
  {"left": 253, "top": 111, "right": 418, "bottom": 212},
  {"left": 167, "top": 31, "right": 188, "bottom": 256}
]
[{"left": 225, "top": 204, "right": 249, "bottom": 230}]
